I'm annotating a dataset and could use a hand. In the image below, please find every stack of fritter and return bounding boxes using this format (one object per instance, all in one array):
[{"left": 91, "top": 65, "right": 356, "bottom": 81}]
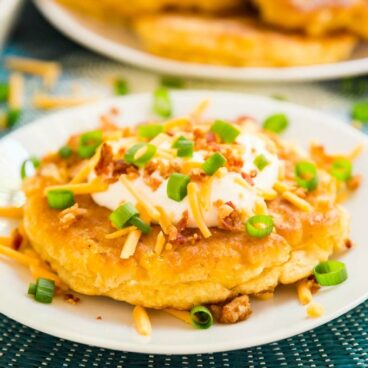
[{"left": 57, "top": 0, "right": 367, "bottom": 66}]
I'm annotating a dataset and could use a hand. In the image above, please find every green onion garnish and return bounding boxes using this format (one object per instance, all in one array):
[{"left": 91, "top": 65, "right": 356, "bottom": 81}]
[
  {"left": 153, "top": 87, "right": 172, "bottom": 118},
  {"left": 28, "top": 283, "right": 37, "bottom": 296},
  {"left": 254, "top": 154, "right": 270, "bottom": 171},
  {"left": 202, "top": 153, "right": 227, "bottom": 176},
  {"left": 58, "top": 146, "right": 73, "bottom": 159},
  {"left": 114, "top": 79, "right": 129, "bottom": 95},
  {"left": 47, "top": 190, "right": 75, "bottom": 210},
  {"left": 295, "top": 161, "right": 318, "bottom": 191},
  {"left": 263, "top": 113, "right": 288, "bottom": 133},
  {"left": 137, "top": 123, "right": 164, "bottom": 139},
  {"left": 34, "top": 278, "right": 55, "bottom": 304},
  {"left": 124, "top": 143, "right": 157, "bottom": 168},
  {"left": 246, "top": 215, "right": 274, "bottom": 238},
  {"left": 129, "top": 216, "right": 151, "bottom": 234},
  {"left": 160, "top": 76, "right": 185, "bottom": 89},
  {"left": 167, "top": 173, "right": 190, "bottom": 202},
  {"left": 210, "top": 120, "right": 240, "bottom": 143},
  {"left": 20, "top": 156, "right": 40, "bottom": 180},
  {"left": 172, "top": 136, "right": 194, "bottom": 157},
  {"left": 313, "top": 260, "right": 348, "bottom": 286},
  {"left": 330, "top": 159, "right": 352, "bottom": 181},
  {"left": 190, "top": 306, "right": 213, "bottom": 329},
  {"left": 0, "top": 83, "right": 9, "bottom": 102},
  {"left": 78, "top": 130, "right": 103, "bottom": 158},
  {"left": 110, "top": 202, "right": 139, "bottom": 229},
  {"left": 6, "top": 108, "right": 21, "bottom": 128},
  {"left": 352, "top": 101, "right": 368, "bottom": 123}
]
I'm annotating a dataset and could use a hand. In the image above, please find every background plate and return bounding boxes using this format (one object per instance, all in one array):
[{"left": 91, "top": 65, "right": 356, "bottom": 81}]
[
  {"left": 0, "top": 91, "right": 368, "bottom": 354},
  {"left": 34, "top": 0, "right": 368, "bottom": 82}
]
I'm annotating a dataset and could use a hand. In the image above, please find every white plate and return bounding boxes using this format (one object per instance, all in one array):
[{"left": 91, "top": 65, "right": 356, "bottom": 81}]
[
  {"left": 34, "top": 0, "right": 368, "bottom": 82},
  {"left": 0, "top": 91, "right": 368, "bottom": 354}
]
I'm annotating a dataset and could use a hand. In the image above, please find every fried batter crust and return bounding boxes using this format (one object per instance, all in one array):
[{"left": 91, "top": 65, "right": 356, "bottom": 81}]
[
  {"left": 133, "top": 14, "right": 357, "bottom": 67},
  {"left": 23, "top": 171, "right": 349, "bottom": 310}
]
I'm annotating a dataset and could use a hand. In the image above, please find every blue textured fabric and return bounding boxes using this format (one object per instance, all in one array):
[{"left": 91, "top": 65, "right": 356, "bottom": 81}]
[{"left": 0, "top": 2, "right": 368, "bottom": 367}]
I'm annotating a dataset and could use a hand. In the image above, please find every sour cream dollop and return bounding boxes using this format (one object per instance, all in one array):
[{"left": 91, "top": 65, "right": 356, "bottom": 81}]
[{"left": 91, "top": 134, "right": 281, "bottom": 228}]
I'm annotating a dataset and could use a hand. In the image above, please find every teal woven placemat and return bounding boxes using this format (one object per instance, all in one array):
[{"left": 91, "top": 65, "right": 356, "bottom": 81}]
[{"left": 0, "top": 3, "right": 368, "bottom": 367}]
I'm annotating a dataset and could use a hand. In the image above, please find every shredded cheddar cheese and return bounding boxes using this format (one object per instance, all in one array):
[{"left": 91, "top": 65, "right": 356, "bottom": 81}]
[
  {"left": 0, "top": 245, "right": 39, "bottom": 266},
  {"left": 120, "top": 229, "right": 141, "bottom": 259},
  {"left": 6, "top": 57, "right": 61, "bottom": 87},
  {"left": 33, "top": 93, "right": 97, "bottom": 110},
  {"left": 44, "top": 178, "right": 108, "bottom": 196},
  {"left": 165, "top": 309, "right": 192, "bottom": 325},
  {"left": 70, "top": 147, "right": 102, "bottom": 184},
  {"left": 133, "top": 305, "right": 152, "bottom": 336},
  {"left": 0, "top": 236, "right": 12, "bottom": 247},
  {"left": 150, "top": 133, "right": 172, "bottom": 147},
  {"left": 29, "top": 264, "right": 63, "bottom": 287},
  {"left": 8, "top": 73, "right": 24, "bottom": 109},
  {"left": 105, "top": 226, "right": 137, "bottom": 239},
  {"left": 200, "top": 176, "right": 214, "bottom": 211},
  {"left": 187, "top": 182, "right": 211, "bottom": 238},
  {"left": 306, "top": 303, "right": 324, "bottom": 318},
  {"left": 0, "top": 207, "right": 23, "bottom": 218},
  {"left": 191, "top": 99, "right": 210, "bottom": 121},
  {"left": 297, "top": 279, "right": 313, "bottom": 305},
  {"left": 135, "top": 203, "right": 152, "bottom": 223},
  {"left": 154, "top": 231, "right": 166, "bottom": 254},
  {"left": 282, "top": 191, "right": 313, "bottom": 212},
  {"left": 156, "top": 206, "right": 173, "bottom": 235},
  {"left": 164, "top": 116, "right": 190, "bottom": 132},
  {"left": 120, "top": 175, "right": 160, "bottom": 221}
]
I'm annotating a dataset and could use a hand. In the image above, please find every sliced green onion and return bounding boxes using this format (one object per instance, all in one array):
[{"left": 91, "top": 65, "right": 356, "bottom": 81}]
[
  {"left": 254, "top": 154, "right": 270, "bottom": 171},
  {"left": 78, "top": 130, "right": 103, "bottom": 158},
  {"left": 0, "top": 83, "right": 9, "bottom": 102},
  {"left": 114, "top": 78, "right": 129, "bottom": 96},
  {"left": 160, "top": 76, "right": 185, "bottom": 89},
  {"left": 295, "top": 161, "right": 318, "bottom": 191},
  {"left": 129, "top": 216, "right": 151, "bottom": 234},
  {"left": 152, "top": 87, "right": 172, "bottom": 118},
  {"left": 28, "top": 283, "right": 37, "bottom": 296},
  {"left": 58, "top": 146, "right": 73, "bottom": 159},
  {"left": 109, "top": 202, "right": 139, "bottom": 229},
  {"left": 190, "top": 306, "right": 213, "bottom": 329},
  {"left": 20, "top": 156, "right": 40, "bottom": 180},
  {"left": 167, "top": 173, "right": 190, "bottom": 202},
  {"left": 124, "top": 143, "right": 157, "bottom": 168},
  {"left": 263, "top": 113, "right": 288, "bottom": 133},
  {"left": 202, "top": 153, "right": 227, "bottom": 176},
  {"left": 352, "top": 101, "right": 368, "bottom": 123},
  {"left": 137, "top": 123, "right": 164, "bottom": 139},
  {"left": 271, "top": 94, "right": 287, "bottom": 101},
  {"left": 34, "top": 278, "right": 55, "bottom": 304},
  {"left": 330, "top": 159, "right": 352, "bottom": 181},
  {"left": 6, "top": 108, "right": 21, "bottom": 128},
  {"left": 313, "top": 260, "right": 348, "bottom": 286},
  {"left": 172, "top": 136, "right": 194, "bottom": 157},
  {"left": 246, "top": 215, "right": 274, "bottom": 238},
  {"left": 210, "top": 120, "right": 240, "bottom": 143},
  {"left": 47, "top": 190, "right": 75, "bottom": 210}
]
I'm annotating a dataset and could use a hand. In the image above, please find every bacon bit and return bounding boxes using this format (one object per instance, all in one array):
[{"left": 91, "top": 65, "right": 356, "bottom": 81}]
[
  {"left": 345, "top": 238, "right": 353, "bottom": 249},
  {"left": 294, "top": 187, "right": 307, "bottom": 198},
  {"left": 217, "top": 204, "right": 234, "bottom": 219},
  {"left": 171, "top": 230, "right": 201, "bottom": 245},
  {"left": 95, "top": 143, "right": 114, "bottom": 176},
  {"left": 235, "top": 115, "right": 255, "bottom": 125},
  {"left": 110, "top": 106, "right": 119, "bottom": 115},
  {"left": 249, "top": 170, "right": 257, "bottom": 178},
  {"left": 64, "top": 293, "right": 80, "bottom": 305},
  {"left": 306, "top": 275, "right": 320, "bottom": 294},
  {"left": 210, "top": 295, "right": 252, "bottom": 324},
  {"left": 205, "top": 132, "right": 217, "bottom": 144},
  {"left": 143, "top": 176, "right": 162, "bottom": 191},
  {"left": 190, "top": 169, "right": 206, "bottom": 182},
  {"left": 218, "top": 201, "right": 243, "bottom": 231},
  {"left": 96, "top": 316, "right": 102, "bottom": 320},
  {"left": 347, "top": 174, "right": 362, "bottom": 191},
  {"left": 11, "top": 228, "right": 23, "bottom": 250},
  {"left": 58, "top": 203, "right": 87, "bottom": 229},
  {"left": 100, "top": 114, "right": 119, "bottom": 131},
  {"left": 241, "top": 172, "right": 254, "bottom": 186}
]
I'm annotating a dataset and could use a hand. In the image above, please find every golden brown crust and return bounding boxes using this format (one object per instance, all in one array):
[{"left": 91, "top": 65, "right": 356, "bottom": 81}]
[{"left": 133, "top": 14, "right": 357, "bottom": 67}]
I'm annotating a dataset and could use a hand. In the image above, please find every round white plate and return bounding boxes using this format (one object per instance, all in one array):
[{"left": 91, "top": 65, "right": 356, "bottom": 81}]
[
  {"left": 34, "top": 0, "right": 368, "bottom": 82},
  {"left": 0, "top": 91, "right": 367, "bottom": 354}
]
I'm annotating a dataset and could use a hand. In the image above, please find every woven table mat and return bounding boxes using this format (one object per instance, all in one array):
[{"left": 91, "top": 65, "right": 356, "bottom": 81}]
[{"left": 0, "top": 2, "right": 368, "bottom": 367}]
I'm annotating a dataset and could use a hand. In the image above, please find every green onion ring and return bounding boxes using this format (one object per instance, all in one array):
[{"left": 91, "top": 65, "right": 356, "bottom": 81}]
[
  {"left": 129, "top": 216, "right": 152, "bottom": 234},
  {"left": 295, "top": 161, "right": 318, "bottom": 191},
  {"left": 246, "top": 215, "right": 274, "bottom": 238},
  {"left": 330, "top": 159, "right": 352, "bottom": 181},
  {"left": 313, "top": 260, "right": 348, "bottom": 286},
  {"left": 124, "top": 143, "right": 157, "bottom": 168},
  {"left": 167, "top": 173, "right": 190, "bottom": 202},
  {"left": 20, "top": 156, "right": 40, "bottom": 180},
  {"left": 263, "top": 113, "right": 288, "bottom": 134},
  {"left": 190, "top": 305, "right": 213, "bottom": 329},
  {"left": 47, "top": 190, "right": 75, "bottom": 210},
  {"left": 109, "top": 203, "right": 139, "bottom": 229}
]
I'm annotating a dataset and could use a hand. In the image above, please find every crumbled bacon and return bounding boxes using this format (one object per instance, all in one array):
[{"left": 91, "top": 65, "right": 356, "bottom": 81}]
[
  {"left": 241, "top": 172, "right": 254, "bottom": 186},
  {"left": 63, "top": 293, "right": 80, "bottom": 305},
  {"left": 249, "top": 170, "right": 257, "bottom": 178},
  {"left": 143, "top": 175, "right": 162, "bottom": 191},
  {"left": 11, "top": 228, "right": 23, "bottom": 251},
  {"left": 95, "top": 143, "right": 114, "bottom": 176},
  {"left": 347, "top": 174, "right": 362, "bottom": 191},
  {"left": 210, "top": 295, "right": 252, "bottom": 324},
  {"left": 58, "top": 203, "right": 87, "bottom": 229},
  {"left": 168, "top": 211, "right": 202, "bottom": 245},
  {"left": 235, "top": 115, "right": 255, "bottom": 125},
  {"left": 100, "top": 115, "right": 119, "bottom": 131},
  {"left": 344, "top": 238, "right": 353, "bottom": 249},
  {"left": 176, "top": 211, "right": 189, "bottom": 233},
  {"left": 112, "top": 159, "right": 130, "bottom": 177},
  {"left": 96, "top": 316, "right": 102, "bottom": 320},
  {"left": 218, "top": 201, "right": 243, "bottom": 231}
]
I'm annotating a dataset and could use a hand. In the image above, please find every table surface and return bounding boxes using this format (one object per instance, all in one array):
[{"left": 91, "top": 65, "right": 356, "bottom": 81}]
[{"left": 0, "top": 2, "right": 368, "bottom": 367}]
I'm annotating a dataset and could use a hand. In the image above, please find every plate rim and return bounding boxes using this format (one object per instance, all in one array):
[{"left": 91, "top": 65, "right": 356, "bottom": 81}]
[
  {"left": 1, "top": 91, "right": 368, "bottom": 354},
  {"left": 34, "top": 0, "right": 368, "bottom": 83}
]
